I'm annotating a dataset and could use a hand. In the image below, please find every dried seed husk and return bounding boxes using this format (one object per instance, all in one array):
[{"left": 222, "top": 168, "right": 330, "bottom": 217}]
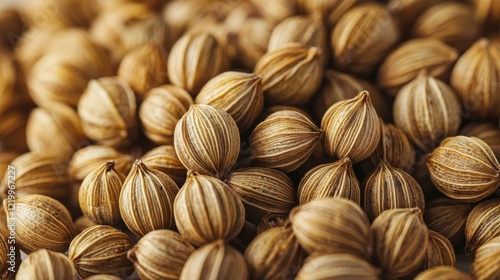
[
  {"left": 411, "top": 2, "right": 480, "bottom": 52},
  {"left": 78, "top": 76, "right": 137, "bottom": 148},
  {"left": 0, "top": 232, "right": 18, "bottom": 279},
  {"left": 69, "top": 145, "right": 132, "bottom": 181},
  {"left": 180, "top": 240, "right": 248, "bottom": 280},
  {"left": 296, "top": 253, "right": 379, "bottom": 280},
  {"left": 371, "top": 208, "right": 429, "bottom": 278},
  {"left": 460, "top": 123, "right": 500, "bottom": 161},
  {"left": 226, "top": 167, "right": 296, "bottom": 224},
  {"left": 254, "top": 43, "right": 323, "bottom": 106},
  {"left": 174, "top": 174, "right": 245, "bottom": 246},
  {"left": 0, "top": 152, "right": 71, "bottom": 202},
  {"left": 394, "top": 70, "right": 462, "bottom": 152},
  {"left": 27, "top": 29, "right": 114, "bottom": 107},
  {"left": 195, "top": 71, "right": 264, "bottom": 133},
  {"left": 118, "top": 43, "right": 169, "bottom": 100},
  {"left": 471, "top": 236, "right": 500, "bottom": 280},
  {"left": 424, "top": 198, "right": 472, "bottom": 248},
  {"left": 78, "top": 161, "right": 124, "bottom": 225},
  {"left": 313, "top": 70, "right": 389, "bottom": 122},
  {"left": 128, "top": 230, "right": 195, "bottom": 280},
  {"left": 332, "top": 3, "right": 400, "bottom": 76},
  {"left": 472, "top": 0, "right": 500, "bottom": 32},
  {"left": 414, "top": 266, "right": 472, "bottom": 280},
  {"left": 298, "top": 158, "right": 360, "bottom": 205},
  {"left": 168, "top": 31, "right": 230, "bottom": 95},
  {"left": 465, "top": 198, "right": 500, "bottom": 256},
  {"left": 68, "top": 225, "right": 134, "bottom": 279},
  {"left": 378, "top": 38, "right": 458, "bottom": 96},
  {"left": 174, "top": 104, "right": 240, "bottom": 178},
  {"left": 26, "top": 103, "right": 86, "bottom": 159},
  {"left": 321, "top": 91, "right": 381, "bottom": 163},
  {"left": 298, "top": 0, "right": 361, "bottom": 30},
  {"left": 234, "top": 18, "right": 274, "bottom": 70},
  {"left": 74, "top": 216, "right": 98, "bottom": 236},
  {"left": 16, "top": 249, "right": 77, "bottom": 280},
  {"left": 4, "top": 195, "right": 74, "bottom": 254},
  {"left": 91, "top": 5, "right": 168, "bottom": 63},
  {"left": 290, "top": 198, "right": 372, "bottom": 259},
  {"left": 256, "top": 215, "right": 290, "bottom": 235},
  {"left": 139, "top": 84, "right": 193, "bottom": 145},
  {"left": 364, "top": 160, "right": 425, "bottom": 222},
  {"left": 119, "top": 160, "right": 179, "bottom": 237},
  {"left": 450, "top": 38, "right": 500, "bottom": 121},
  {"left": 249, "top": 110, "right": 323, "bottom": 173},
  {"left": 268, "top": 15, "right": 327, "bottom": 65},
  {"left": 140, "top": 145, "right": 187, "bottom": 186},
  {"left": 423, "top": 230, "right": 456, "bottom": 269},
  {"left": 245, "top": 226, "right": 302, "bottom": 280},
  {"left": 366, "top": 120, "right": 415, "bottom": 173},
  {"left": 426, "top": 136, "right": 500, "bottom": 202},
  {"left": 250, "top": 0, "right": 297, "bottom": 23}
]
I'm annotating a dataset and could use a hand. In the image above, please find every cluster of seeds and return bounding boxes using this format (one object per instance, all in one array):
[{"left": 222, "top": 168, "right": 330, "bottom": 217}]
[{"left": 0, "top": 0, "right": 500, "bottom": 280}]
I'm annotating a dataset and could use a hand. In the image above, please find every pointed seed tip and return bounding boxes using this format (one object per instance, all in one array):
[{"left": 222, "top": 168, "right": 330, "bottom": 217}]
[
  {"left": 105, "top": 161, "right": 115, "bottom": 171},
  {"left": 409, "top": 207, "right": 422, "bottom": 215},
  {"left": 309, "top": 46, "right": 321, "bottom": 57},
  {"left": 477, "top": 37, "right": 490, "bottom": 47},
  {"left": 418, "top": 69, "right": 428, "bottom": 76}
]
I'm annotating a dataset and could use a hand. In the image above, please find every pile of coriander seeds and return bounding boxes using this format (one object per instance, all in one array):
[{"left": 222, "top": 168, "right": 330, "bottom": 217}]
[{"left": 0, "top": 0, "right": 500, "bottom": 279}]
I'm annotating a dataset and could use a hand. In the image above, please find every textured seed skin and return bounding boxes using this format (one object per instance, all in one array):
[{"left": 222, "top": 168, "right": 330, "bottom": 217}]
[
  {"left": 245, "top": 227, "right": 302, "bottom": 280},
  {"left": 174, "top": 104, "right": 240, "bottom": 179},
  {"left": 119, "top": 160, "right": 179, "bottom": 237},
  {"left": 465, "top": 198, "right": 500, "bottom": 256},
  {"left": 424, "top": 198, "right": 472, "bottom": 247},
  {"left": 4, "top": 194, "right": 75, "bottom": 254},
  {"left": 68, "top": 225, "right": 134, "bottom": 279},
  {"left": 471, "top": 236, "right": 500, "bottom": 280},
  {"left": 180, "top": 240, "right": 248, "bottom": 280},
  {"left": 298, "top": 158, "right": 360, "bottom": 205},
  {"left": 296, "top": 253, "right": 380, "bottom": 280},
  {"left": 249, "top": 110, "right": 323, "bottom": 173},
  {"left": 79, "top": 161, "right": 124, "bottom": 225},
  {"left": 321, "top": 91, "right": 381, "bottom": 163},
  {"left": 254, "top": 43, "right": 323, "bottom": 106},
  {"left": 290, "top": 198, "right": 372, "bottom": 259},
  {"left": 378, "top": 38, "right": 458, "bottom": 96},
  {"left": 174, "top": 174, "right": 245, "bottom": 246},
  {"left": 16, "top": 249, "right": 76, "bottom": 280},
  {"left": 226, "top": 167, "right": 296, "bottom": 224},
  {"left": 394, "top": 70, "right": 462, "bottom": 152},
  {"left": 128, "top": 230, "right": 195, "bottom": 280},
  {"left": 370, "top": 208, "right": 429, "bottom": 278},
  {"left": 426, "top": 136, "right": 500, "bottom": 202},
  {"left": 364, "top": 160, "right": 425, "bottom": 222}
]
